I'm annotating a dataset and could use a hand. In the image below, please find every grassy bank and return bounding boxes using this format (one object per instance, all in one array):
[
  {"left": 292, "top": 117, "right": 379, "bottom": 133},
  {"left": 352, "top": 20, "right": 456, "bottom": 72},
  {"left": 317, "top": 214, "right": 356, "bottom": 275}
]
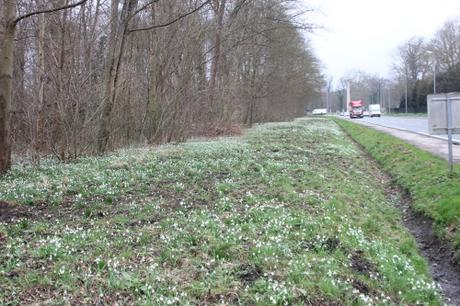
[
  {"left": 1, "top": 119, "right": 441, "bottom": 305},
  {"left": 335, "top": 118, "right": 460, "bottom": 261}
]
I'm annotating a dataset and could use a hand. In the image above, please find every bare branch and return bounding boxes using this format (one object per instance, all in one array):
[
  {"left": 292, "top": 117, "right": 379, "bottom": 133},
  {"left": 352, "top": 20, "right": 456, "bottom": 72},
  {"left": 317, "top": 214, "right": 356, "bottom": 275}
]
[
  {"left": 14, "top": 0, "right": 88, "bottom": 25},
  {"left": 129, "top": 0, "right": 160, "bottom": 22},
  {"left": 128, "top": 0, "right": 211, "bottom": 34}
]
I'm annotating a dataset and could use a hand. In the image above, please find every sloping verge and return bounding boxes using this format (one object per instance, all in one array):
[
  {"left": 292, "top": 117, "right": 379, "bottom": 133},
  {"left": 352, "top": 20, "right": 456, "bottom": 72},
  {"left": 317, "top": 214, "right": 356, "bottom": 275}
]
[
  {"left": 0, "top": 118, "right": 444, "bottom": 304},
  {"left": 334, "top": 118, "right": 460, "bottom": 260},
  {"left": 334, "top": 118, "right": 460, "bottom": 303}
]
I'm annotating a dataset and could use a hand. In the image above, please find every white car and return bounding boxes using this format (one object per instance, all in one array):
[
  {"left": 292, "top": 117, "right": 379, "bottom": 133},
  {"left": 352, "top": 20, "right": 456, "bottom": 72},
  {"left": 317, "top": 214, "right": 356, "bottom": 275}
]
[
  {"left": 312, "top": 108, "right": 327, "bottom": 115},
  {"left": 369, "top": 104, "right": 381, "bottom": 117}
]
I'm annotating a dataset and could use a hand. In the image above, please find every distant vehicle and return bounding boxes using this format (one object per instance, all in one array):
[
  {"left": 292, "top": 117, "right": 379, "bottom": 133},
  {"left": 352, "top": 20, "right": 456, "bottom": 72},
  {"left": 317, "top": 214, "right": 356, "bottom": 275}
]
[
  {"left": 363, "top": 110, "right": 370, "bottom": 117},
  {"left": 343, "top": 111, "right": 349, "bottom": 117},
  {"left": 312, "top": 108, "right": 327, "bottom": 115},
  {"left": 369, "top": 104, "right": 381, "bottom": 117},
  {"left": 349, "top": 100, "right": 364, "bottom": 118}
]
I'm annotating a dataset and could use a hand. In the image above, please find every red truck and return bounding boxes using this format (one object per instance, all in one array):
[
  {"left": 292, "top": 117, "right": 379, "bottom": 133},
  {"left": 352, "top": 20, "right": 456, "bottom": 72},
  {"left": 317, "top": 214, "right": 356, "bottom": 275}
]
[{"left": 349, "top": 100, "right": 364, "bottom": 118}]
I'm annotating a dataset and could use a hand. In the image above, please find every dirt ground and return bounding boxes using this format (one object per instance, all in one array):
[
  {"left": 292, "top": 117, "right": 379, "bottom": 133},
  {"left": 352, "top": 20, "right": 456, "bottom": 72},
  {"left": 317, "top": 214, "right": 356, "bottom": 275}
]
[{"left": 0, "top": 201, "right": 30, "bottom": 222}]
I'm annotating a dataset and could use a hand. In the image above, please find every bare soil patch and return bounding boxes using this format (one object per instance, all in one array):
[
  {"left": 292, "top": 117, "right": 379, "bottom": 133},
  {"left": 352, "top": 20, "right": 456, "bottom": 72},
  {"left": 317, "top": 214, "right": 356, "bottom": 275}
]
[
  {"left": 350, "top": 250, "right": 377, "bottom": 276},
  {"left": 236, "top": 263, "right": 263, "bottom": 285},
  {"left": 0, "top": 200, "right": 30, "bottom": 222}
]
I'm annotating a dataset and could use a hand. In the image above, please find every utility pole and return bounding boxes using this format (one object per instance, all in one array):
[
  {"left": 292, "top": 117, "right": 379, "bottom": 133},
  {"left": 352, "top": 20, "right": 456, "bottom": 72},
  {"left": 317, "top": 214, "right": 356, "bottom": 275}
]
[
  {"left": 433, "top": 58, "right": 437, "bottom": 94},
  {"left": 404, "top": 64, "right": 408, "bottom": 113},
  {"left": 387, "top": 86, "right": 391, "bottom": 114},
  {"left": 405, "top": 81, "right": 408, "bottom": 113},
  {"left": 346, "top": 82, "right": 351, "bottom": 112},
  {"left": 326, "top": 77, "right": 332, "bottom": 113}
]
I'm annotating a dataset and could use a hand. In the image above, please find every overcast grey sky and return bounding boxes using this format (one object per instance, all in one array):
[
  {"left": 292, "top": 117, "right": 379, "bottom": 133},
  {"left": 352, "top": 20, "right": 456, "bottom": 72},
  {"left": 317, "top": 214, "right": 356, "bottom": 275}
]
[{"left": 303, "top": 0, "right": 460, "bottom": 84}]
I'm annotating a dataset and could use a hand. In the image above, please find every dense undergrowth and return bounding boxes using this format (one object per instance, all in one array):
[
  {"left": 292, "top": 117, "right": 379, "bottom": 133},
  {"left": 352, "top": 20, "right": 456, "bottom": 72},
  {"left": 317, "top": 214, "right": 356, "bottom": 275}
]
[
  {"left": 0, "top": 118, "right": 441, "bottom": 305},
  {"left": 335, "top": 118, "right": 460, "bottom": 263}
]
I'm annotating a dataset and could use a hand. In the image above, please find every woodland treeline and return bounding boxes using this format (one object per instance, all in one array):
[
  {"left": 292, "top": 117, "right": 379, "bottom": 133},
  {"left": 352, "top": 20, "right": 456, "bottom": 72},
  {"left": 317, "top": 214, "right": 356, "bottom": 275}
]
[
  {"left": 392, "top": 17, "right": 460, "bottom": 112},
  {"left": 0, "top": 0, "right": 323, "bottom": 172},
  {"left": 327, "top": 17, "right": 460, "bottom": 113}
]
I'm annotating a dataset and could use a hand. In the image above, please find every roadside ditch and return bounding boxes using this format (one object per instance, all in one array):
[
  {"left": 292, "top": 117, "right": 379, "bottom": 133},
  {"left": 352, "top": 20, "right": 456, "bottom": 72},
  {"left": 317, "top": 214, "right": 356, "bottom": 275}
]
[
  {"left": 339, "top": 123, "right": 460, "bottom": 305},
  {"left": 387, "top": 185, "right": 460, "bottom": 305}
]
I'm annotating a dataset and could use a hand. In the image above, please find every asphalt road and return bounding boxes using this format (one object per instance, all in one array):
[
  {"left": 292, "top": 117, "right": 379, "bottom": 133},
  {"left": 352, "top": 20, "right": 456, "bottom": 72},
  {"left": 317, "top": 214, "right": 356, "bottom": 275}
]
[
  {"left": 357, "top": 115, "right": 460, "bottom": 142},
  {"left": 343, "top": 116, "right": 460, "bottom": 163}
]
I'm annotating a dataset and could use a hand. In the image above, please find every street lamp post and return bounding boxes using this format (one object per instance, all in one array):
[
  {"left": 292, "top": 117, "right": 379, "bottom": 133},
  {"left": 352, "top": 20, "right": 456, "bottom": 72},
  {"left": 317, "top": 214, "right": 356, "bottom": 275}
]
[
  {"left": 405, "top": 81, "right": 408, "bottom": 113},
  {"left": 387, "top": 86, "right": 391, "bottom": 114},
  {"left": 404, "top": 65, "right": 408, "bottom": 114},
  {"left": 433, "top": 58, "right": 437, "bottom": 94}
]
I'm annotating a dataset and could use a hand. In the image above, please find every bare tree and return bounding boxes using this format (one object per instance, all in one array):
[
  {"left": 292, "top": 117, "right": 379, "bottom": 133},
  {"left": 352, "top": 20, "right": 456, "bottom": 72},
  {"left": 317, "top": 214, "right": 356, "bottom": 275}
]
[
  {"left": 0, "top": 0, "right": 87, "bottom": 173},
  {"left": 393, "top": 37, "right": 430, "bottom": 111},
  {"left": 1, "top": 0, "right": 323, "bottom": 172},
  {"left": 430, "top": 18, "right": 460, "bottom": 72},
  {"left": 207, "top": 0, "right": 227, "bottom": 120}
]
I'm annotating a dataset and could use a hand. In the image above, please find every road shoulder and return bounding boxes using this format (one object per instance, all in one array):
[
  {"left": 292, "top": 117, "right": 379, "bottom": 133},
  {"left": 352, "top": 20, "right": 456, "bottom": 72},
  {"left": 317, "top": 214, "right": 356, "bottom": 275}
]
[{"left": 344, "top": 118, "right": 460, "bottom": 163}]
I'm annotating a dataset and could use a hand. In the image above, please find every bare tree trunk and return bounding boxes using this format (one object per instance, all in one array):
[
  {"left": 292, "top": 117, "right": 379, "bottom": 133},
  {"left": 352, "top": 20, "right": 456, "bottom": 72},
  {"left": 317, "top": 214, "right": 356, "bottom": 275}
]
[
  {"left": 0, "top": 0, "right": 16, "bottom": 173},
  {"left": 97, "top": 0, "right": 137, "bottom": 154},
  {"left": 208, "top": 0, "right": 226, "bottom": 120},
  {"left": 146, "top": 41, "right": 159, "bottom": 141},
  {"left": 247, "top": 58, "right": 258, "bottom": 126},
  {"left": 32, "top": 7, "right": 46, "bottom": 164},
  {"left": 57, "top": 0, "right": 69, "bottom": 161},
  {"left": 97, "top": 0, "right": 119, "bottom": 154}
]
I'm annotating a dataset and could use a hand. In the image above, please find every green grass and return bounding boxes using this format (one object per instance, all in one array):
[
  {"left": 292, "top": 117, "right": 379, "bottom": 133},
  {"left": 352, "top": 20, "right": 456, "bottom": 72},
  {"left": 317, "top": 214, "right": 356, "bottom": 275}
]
[
  {"left": 335, "top": 118, "right": 460, "bottom": 261},
  {"left": 0, "top": 118, "right": 442, "bottom": 305}
]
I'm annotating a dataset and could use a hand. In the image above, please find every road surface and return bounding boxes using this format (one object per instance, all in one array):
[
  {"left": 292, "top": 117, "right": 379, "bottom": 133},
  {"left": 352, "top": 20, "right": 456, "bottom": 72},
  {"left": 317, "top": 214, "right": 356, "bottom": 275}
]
[
  {"left": 344, "top": 115, "right": 460, "bottom": 163},
  {"left": 359, "top": 115, "right": 460, "bottom": 142}
]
